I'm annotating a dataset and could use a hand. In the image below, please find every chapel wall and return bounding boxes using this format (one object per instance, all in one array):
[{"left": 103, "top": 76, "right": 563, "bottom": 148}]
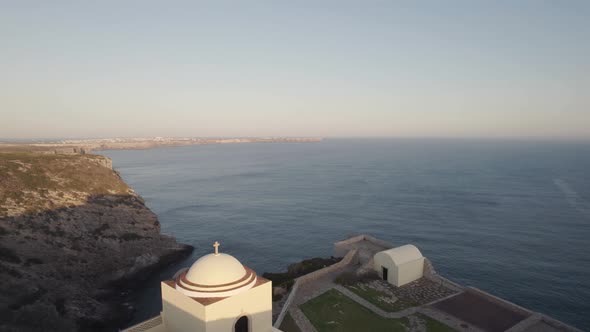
[
  {"left": 161, "top": 282, "right": 206, "bottom": 332},
  {"left": 373, "top": 251, "right": 392, "bottom": 278},
  {"left": 205, "top": 282, "right": 273, "bottom": 332},
  {"left": 395, "top": 257, "right": 424, "bottom": 286}
]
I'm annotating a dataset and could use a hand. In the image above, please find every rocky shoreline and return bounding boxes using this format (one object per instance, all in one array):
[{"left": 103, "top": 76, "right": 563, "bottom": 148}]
[
  {"left": 0, "top": 152, "right": 193, "bottom": 331},
  {"left": 81, "top": 243, "right": 193, "bottom": 331}
]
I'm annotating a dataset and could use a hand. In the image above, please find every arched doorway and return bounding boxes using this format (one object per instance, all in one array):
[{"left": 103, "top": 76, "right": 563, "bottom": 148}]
[{"left": 235, "top": 315, "right": 248, "bottom": 332}]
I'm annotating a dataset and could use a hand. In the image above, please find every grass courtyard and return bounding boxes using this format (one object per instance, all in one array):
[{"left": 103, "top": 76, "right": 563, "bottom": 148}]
[
  {"left": 301, "top": 289, "right": 407, "bottom": 332},
  {"left": 300, "top": 289, "right": 456, "bottom": 332}
]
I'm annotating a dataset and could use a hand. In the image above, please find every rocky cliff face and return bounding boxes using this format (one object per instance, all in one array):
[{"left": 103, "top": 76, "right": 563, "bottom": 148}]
[{"left": 0, "top": 152, "right": 192, "bottom": 331}]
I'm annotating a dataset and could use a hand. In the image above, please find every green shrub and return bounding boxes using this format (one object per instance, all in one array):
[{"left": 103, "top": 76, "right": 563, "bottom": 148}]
[
  {"left": 283, "top": 279, "right": 295, "bottom": 290},
  {"left": 286, "top": 256, "right": 340, "bottom": 275},
  {"left": 335, "top": 270, "right": 379, "bottom": 286},
  {"left": 335, "top": 272, "right": 358, "bottom": 286},
  {"left": 360, "top": 270, "right": 380, "bottom": 282}
]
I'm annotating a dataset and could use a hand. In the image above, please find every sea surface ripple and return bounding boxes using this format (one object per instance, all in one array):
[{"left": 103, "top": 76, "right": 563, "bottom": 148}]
[{"left": 102, "top": 139, "right": 590, "bottom": 330}]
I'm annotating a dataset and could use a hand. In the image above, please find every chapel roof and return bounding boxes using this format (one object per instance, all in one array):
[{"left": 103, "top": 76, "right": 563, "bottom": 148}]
[
  {"left": 375, "top": 244, "right": 423, "bottom": 265},
  {"left": 172, "top": 241, "right": 267, "bottom": 300}
]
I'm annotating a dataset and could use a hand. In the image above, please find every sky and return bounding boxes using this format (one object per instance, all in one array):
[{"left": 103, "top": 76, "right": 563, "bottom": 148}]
[{"left": 0, "top": 1, "right": 589, "bottom": 139}]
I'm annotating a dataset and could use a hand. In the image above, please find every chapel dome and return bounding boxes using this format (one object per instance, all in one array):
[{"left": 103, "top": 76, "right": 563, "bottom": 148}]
[
  {"left": 185, "top": 253, "right": 247, "bottom": 285},
  {"left": 175, "top": 242, "right": 257, "bottom": 298}
]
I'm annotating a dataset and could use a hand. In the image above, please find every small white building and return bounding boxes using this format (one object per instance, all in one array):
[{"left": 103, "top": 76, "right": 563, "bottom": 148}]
[
  {"left": 124, "top": 241, "right": 280, "bottom": 332},
  {"left": 373, "top": 244, "right": 424, "bottom": 287}
]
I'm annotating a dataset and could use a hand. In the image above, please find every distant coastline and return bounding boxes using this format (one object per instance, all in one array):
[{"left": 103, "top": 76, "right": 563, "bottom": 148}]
[{"left": 0, "top": 137, "right": 324, "bottom": 154}]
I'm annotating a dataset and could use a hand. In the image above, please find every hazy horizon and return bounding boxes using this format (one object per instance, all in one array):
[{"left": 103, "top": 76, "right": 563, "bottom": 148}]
[
  {"left": 2, "top": 136, "right": 590, "bottom": 144},
  {"left": 1, "top": 1, "right": 589, "bottom": 139}
]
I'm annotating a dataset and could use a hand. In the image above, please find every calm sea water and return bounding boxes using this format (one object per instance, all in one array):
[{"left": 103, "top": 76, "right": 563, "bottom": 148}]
[{"left": 102, "top": 139, "right": 590, "bottom": 330}]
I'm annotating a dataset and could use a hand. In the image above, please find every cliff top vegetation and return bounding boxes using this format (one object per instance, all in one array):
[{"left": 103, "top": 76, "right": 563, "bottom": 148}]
[{"left": 0, "top": 151, "right": 129, "bottom": 216}]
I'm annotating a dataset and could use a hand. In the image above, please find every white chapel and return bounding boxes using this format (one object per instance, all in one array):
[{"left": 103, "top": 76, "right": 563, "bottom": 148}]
[{"left": 124, "top": 242, "right": 280, "bottom": 332}]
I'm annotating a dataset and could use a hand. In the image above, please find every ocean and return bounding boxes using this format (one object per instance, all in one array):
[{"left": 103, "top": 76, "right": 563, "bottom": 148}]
[{"left": 102, "top": 139, "right": 590, "bottom": 330}]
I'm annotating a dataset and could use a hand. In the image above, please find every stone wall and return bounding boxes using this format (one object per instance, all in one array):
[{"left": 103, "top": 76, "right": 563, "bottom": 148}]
[
  {"left": 53, "top": 147, "right": 86, "bottom": 155},
  {"left": 505, "top": 314, "right": 584, "bottom": 332},
  {"left": 297, "top": 248, "right": 359, "bottom": 284},
  {"left": 333, "top": 235, "right": 365, "bottom": 257},
  {"left": 423, "top": 257, "right": 436, "bottom": 276},
  {"left": 363, "top": 234, "right": 395, "bottom": 249},
  {"left": 423, "top": 258, "right": 464, "bottom": 292},
  {"left": 273, "top": 284, "right": 299, "bottom": 328},
  {"left": 273, "top": 248, "right": 359, "bottom": 328},
  {"left": 122, "top": 315, "right": 164, "bottom": 332},
  {"left": 333, "top": 234, "right": 394, "bottom": 257},
  {"left": 334, "top": 234, "right": 366, "bottom": 246}
]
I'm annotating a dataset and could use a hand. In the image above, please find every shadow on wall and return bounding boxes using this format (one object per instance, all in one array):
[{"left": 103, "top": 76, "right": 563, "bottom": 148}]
[
  {"left": 0, "top": 194, "right": 192, "bottom": 332},
  {"left": 153, "top": 298, "right": 273, "bottom": 332}
]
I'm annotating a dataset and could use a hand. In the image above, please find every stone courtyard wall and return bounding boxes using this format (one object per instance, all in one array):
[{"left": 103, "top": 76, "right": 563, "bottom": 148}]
[
  {"left": 333, "top": 234, "right": 394, "bottom": 257},
  {"left": 423, "top": 258, "right": 464, "bottom": 292},
  {"left": 363, "top": 234, "right": 395, "bottom": 249},
  {"left": 423, "top": 257, "right": 436, "bottom": 276},
  {"left": 334, "top": 234, "right": 366, "bottom": 246},
  {"left": 333, "top": 234, "right": 365, "bottom": 257},
  {"left": 506, "top": 314, "right": 584, "bottom": 332},
  {"left": 273, "top": 283, "right": 300, "bottom": 328},
  {"left": 273, "top": 248, "right": 359, "bottom": 328},
  {"left": 297, "top": 248, "right": 359, "bottom": 284}
]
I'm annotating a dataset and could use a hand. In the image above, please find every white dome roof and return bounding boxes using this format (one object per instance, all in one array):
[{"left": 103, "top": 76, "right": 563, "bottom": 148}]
[
  {"left": 175, "top": 244, "right": 258, "bottom": 298},
  {"left": 185, "top": 253, "right": 246, "bottom": 285}
]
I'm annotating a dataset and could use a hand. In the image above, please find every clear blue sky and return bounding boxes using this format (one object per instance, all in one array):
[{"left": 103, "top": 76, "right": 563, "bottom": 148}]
[{"left": 1, "top": 1, "right": 588, "bottom": 139}]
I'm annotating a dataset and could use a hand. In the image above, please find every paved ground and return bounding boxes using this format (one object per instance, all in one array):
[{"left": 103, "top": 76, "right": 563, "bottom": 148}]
[
  {"left": 387, "top": 277, "right": 458, "bottom": 306},
  {"left": 521, "top": 321, "right": 564, "bottom": 332},
  {"left": 432, "top": 290, "right": 530, "bottom": 332},
  {"left": 419, "top": 306, "right": 485, "bottom": 332}
]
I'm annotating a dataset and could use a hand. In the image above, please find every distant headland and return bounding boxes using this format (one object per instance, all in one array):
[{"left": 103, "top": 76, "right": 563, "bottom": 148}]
[{"left": 0, "top": 137, "right": 324, "bottom": 154}]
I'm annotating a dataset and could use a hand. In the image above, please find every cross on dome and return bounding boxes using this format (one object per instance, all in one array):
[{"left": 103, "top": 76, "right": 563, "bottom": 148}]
[{"left": 213, "top": 241, "right": 220, "bottom": 255}]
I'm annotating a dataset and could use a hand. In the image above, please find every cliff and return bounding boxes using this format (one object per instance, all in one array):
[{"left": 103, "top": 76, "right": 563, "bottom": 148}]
[{"left": 0, "top": 152, "right": 192, "bottom": 331}]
